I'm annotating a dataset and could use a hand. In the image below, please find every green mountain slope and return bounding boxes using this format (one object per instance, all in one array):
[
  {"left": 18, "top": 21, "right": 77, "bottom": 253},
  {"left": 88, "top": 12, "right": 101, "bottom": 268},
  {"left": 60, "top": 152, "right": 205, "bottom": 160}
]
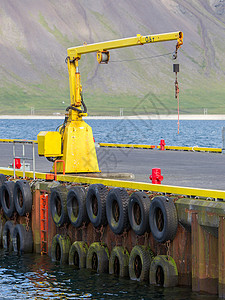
[{"left": 1, "top": 0, "right": 225, "bottom": 115}]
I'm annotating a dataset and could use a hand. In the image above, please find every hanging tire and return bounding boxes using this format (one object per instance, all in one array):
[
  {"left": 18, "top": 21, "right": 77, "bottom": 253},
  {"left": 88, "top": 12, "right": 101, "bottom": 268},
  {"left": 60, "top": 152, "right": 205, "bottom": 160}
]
[
  {"left": 51, "top": 234, "right": 71, "bottom": 264},
  {"left": 0, "top": 218, "right": 3, "bottom": 247},
  {"left": 0, "top": 174, "right": 6, "bottom": 186},
  {"left": 13, "top": 180, "right": 32, "bottom": 216},
  {"left": 128, "top": 191, "right": 151, "bottom": 236},
  {"left": 149, "top": 196, "right": 178, "bottom": 243},
  {"left": 2, "top": 220, "right": 15, "bottom": 251},
  {"left": 86, "top": 242, "right": 109, "bottom": 273},
  {"left": 0, "top": 174, "right": 6, "bottom": 209},
  {"left": 129, "top": 245, "right": 154, "bottom": 282},
  {"left": 106, "top": 188, "right": 130, "bottom": 235},
  {"left": 69, "top": 241, "right": 88, "bottom": 268},
  {"left": 109, "top": 246, "right": 129, "bottom": 277},
  {"left": 50, "top": 187, "right": 68, "bottom": 227},
  {"left": 1, "top": 181, "right": 15, "bottom": 218},
  {"left": 149, "top": 255, "right": 178, "bottom": 287},
  {"left": 86, "top": 184, "right": 108, "bottom": 228},
  {"left": 12, "top": 224, "right": 33, "bottom": 254},
  {"left": 67, "top": 187, "right": 88, "bottom": 228}
]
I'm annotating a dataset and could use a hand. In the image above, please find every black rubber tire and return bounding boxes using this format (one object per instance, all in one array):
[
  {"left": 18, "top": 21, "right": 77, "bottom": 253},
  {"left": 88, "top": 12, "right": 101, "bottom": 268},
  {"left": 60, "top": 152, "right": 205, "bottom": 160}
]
[
  {"left": 69, "top": 241, "right": 88, "bottom": 268},
  {"left": 86, "top": 184, "right": 108, "bottom": 228},
  {"left": 2, "top": 220, "right": 15, "bottom": 251},
  {"left": 0, "top": 174, "right": 6, "bottom": 186},
  {"left": 109, "top": 246, "right": 129, "bottom": 277},
  {"left": 0, "top": 218, "right": 3, "bottom": 247},
  {"left": 1, "top": 181, "right": 15, "bottom": 218},
  {"left": 149, "top": 255, "right": 178, "bottom": 287},
  {"left": 149, "top": 196, "right": 178, "bottom": 243},
  {"left": 51, "top": 234, "right": 71, "bottom": 264},
  {"left": 50, "top": 187, "right": 68, "bottom": 227},
  {"left": 12, "top": 224, "right": 33, "bottom": 254},
  {"left": 67, "top": 187, "right": 88, "bottom": 228},
  {"left": 86, "top": 242, "right": 109, "bottom": 273},
  {"left": 106, "top": 187, "right": 130, "bottom": 235},
  {"left": 128, "top": 191, "right": 151, "bottom": 236},
  {"left": 129, "top": 245, "right": 154, "bottom": 282},
  {"left": 13, "top": 180, "right": 32, "bottom": 216},
  {"left": 0, "top": 174, "right": 6, "bottom": 209}
]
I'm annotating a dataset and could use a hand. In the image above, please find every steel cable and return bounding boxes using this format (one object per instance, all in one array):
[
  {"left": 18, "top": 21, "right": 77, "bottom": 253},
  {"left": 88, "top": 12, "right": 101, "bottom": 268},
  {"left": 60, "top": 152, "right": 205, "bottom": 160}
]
[{"left": 110, "top": 52, "right": 173, "bottom": 63}]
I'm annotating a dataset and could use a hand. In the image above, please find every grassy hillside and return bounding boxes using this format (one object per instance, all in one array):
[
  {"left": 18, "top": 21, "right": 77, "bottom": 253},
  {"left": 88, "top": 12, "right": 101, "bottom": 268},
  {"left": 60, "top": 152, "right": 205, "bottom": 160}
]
[{"left": 1, "top": 0, "right": 225, "bottom": 115}]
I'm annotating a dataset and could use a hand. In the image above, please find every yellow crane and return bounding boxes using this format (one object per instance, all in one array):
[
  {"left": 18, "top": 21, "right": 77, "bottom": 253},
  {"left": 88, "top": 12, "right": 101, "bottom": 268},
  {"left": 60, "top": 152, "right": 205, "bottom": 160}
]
[{"left": 37, "top": 31, "right": 183, "bottom": 174}]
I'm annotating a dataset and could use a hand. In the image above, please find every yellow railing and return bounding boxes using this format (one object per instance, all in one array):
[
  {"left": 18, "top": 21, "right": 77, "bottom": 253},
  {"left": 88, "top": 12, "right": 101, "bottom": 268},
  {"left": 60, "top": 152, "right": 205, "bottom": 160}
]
[{"left": 0, "top": 168, "right": 225, "bottom": 200}]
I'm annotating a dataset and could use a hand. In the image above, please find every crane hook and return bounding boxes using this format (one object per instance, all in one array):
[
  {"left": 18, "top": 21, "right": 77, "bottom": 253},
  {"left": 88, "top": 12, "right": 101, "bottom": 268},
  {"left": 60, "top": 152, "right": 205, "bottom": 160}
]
[{"left": 172, "top": 50, "right": 177, "bottom": 60}]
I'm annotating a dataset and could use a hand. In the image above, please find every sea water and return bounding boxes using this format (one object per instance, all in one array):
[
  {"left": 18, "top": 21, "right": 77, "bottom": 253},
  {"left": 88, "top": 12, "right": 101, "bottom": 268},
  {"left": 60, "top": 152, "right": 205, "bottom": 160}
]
[
  {"left": 0, "top": 119, "right": 224, "bottom": 148},
  {"left": 0, "top": 250, "right": 218, "bottom": 300}
]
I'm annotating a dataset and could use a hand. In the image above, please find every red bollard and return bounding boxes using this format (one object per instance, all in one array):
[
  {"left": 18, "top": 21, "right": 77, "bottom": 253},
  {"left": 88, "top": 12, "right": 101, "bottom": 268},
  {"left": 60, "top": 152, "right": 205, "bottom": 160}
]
[
  {"left": 159, "top": 139, "right": 166, "bottom": 151},
  {"left": 149, "top": 168, "right": 164, "bottom": 184}
]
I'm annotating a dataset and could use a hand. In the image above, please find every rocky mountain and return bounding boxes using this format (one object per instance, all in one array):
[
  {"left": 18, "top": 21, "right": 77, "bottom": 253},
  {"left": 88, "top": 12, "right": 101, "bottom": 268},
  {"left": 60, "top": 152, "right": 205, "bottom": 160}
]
[{"left": 1, "top": 0, "right": 225, "bottom": 115}]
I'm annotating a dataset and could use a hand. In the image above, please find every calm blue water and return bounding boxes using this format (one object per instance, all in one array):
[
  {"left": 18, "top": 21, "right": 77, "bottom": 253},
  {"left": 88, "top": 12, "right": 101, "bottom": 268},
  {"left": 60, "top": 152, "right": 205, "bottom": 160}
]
[
  {"left": 0, "top": 250, "right": 218, "bottom": 300},
  {"left": 0, "top": 119, "right": 224, "bottom": 147},
  {"left": 0, "top": 118, "right": 222, "bottom": 299}
]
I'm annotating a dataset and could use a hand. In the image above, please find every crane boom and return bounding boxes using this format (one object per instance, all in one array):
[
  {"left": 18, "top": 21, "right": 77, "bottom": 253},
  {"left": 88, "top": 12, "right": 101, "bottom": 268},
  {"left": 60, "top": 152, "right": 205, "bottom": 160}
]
[
  {"left": 66, "top": 31, "right": 183, "bottom": 110},
  {"left": 67, "top": 31, "right": 183, "bottom": 59}
]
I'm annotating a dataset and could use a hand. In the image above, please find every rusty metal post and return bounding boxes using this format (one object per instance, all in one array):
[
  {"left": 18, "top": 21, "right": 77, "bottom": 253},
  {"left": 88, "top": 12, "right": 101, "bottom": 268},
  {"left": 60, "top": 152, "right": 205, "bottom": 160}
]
[
  {"left": 172, "top": 225, "right": 192, "bottom": 286},
  {"left": 47, "top": 192, "right": 56, "bottom": 255},
  {"left": 191, "top": 213, "right": 218, "bottom": 294},
  {"left": 40, "top": 194, "right": 49, "bottom": 255},
  {"left": 219, "top": 216, "right": 225, "bottom": 297},
  {"left": 32, "top": 190, "right": 41, "bottom": 253}
]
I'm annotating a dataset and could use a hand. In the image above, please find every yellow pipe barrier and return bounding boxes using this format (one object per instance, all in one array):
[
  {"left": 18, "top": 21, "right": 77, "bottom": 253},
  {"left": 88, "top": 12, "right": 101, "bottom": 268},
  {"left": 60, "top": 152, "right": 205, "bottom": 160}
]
[
  {"left": 156, "top": 145, "right": 222, "bottom": 153},
  {"left": 100, "top": 142, "right": 222, "bottom": 153},
  {"left": 99, "top": 143, "right": 155, "bottom": 149},
  {"left": 0, "top": 139, "right": 38, "bottom": 144},
  {"left": 1, "top": 167, "right": 225, "bottom": 200}
]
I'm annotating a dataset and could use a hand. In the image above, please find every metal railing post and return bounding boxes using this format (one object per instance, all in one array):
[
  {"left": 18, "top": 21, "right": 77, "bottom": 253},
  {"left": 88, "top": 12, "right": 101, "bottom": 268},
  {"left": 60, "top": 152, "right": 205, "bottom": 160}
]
[
  {"left": 54, "top": 160, "right": 65, "bottom": 181},
  {"left": 22, "top": 143, "right": 25, "bottom": 179},
  {"left": 33, "top": 142, "right": 36, "bottom": 179},
  {"left": 13, "top": 142, "right": 16, "bottom": 179},
  {"left": 222, "top": 127, "right": 225, "bottom": 154}
]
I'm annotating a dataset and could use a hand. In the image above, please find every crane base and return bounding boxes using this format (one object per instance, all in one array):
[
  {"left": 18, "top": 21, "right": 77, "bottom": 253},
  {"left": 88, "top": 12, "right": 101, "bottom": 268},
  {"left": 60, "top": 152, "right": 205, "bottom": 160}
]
[{"left": 52, "top": 119, "right": 100, "bottom": 174}]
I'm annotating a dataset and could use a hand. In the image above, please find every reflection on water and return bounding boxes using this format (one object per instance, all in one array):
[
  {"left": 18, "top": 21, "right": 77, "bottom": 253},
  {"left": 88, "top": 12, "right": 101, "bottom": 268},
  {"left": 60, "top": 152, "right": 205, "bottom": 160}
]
[{"left": 0, "top": 250, "right": 219, "bottom": 300}]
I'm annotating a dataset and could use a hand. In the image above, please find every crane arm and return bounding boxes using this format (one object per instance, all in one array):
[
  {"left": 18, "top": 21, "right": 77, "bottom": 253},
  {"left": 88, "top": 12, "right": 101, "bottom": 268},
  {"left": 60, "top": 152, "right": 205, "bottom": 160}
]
[
  {"left": 67, "top": 31, "right": 183, "bottom": 60},
  {"left": 66, "top": 31, "right": 183, "bottom": 113}
]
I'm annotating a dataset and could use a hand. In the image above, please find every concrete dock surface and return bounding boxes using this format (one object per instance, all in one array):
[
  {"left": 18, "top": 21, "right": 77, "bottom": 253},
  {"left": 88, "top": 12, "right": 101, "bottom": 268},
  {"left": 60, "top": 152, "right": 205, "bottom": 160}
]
[{"left": 0, "top": 143, "right": 224, "bottom": 190}]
